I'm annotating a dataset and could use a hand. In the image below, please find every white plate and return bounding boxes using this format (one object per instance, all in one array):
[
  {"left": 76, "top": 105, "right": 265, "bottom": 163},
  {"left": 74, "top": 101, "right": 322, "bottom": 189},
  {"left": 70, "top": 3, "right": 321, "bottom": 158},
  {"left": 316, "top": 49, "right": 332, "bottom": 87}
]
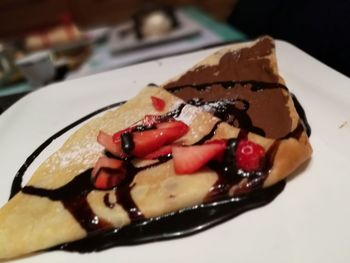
[{"left": 0, "top": 40, "right": 350, "bottom": 262}]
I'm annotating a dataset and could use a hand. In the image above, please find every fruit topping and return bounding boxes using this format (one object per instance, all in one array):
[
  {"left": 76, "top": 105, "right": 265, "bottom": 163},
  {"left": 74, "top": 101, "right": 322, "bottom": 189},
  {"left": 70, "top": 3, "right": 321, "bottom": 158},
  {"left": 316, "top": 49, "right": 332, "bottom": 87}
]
[
  {"left": 91, "top": 156, "right": 126, "bottom": 189},
  {"left": 112, "top": 127, "right": 134, "bottom": 143},
  {"left": 144, "top": 144, "right": 174, "bottom": 159},
  {"left": 131, "top": 121, "right": 188, "bottom": 157},
  {"left": 112, "top": 115, "right": 163, "bottom": 144},
  {"left": 173, "top": 140, "right": 226, "bottom": 174},
  {"left": 236, "top": 139, "right": 265, "bottom": 172},
  {"left": 97, "top": 131, "right": 124, "bottom": 157},
  {"left": 151, "top": 96, "right": 165, "bottom": 111},
  {"left": 104, "top": 119, "right": 189, "bottom": 158}
]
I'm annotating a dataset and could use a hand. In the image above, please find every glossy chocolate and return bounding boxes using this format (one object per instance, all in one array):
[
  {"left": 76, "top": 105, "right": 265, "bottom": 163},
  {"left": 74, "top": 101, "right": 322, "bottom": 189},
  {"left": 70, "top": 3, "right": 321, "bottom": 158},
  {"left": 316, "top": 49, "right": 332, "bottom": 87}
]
[{"left": 164, "top": 37, "right": 292, "bottom": 139}]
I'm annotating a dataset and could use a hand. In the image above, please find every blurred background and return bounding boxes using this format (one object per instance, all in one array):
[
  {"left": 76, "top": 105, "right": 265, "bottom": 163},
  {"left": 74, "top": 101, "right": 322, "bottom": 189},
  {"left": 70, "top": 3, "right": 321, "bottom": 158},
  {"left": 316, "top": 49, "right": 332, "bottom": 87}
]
[{"left": 0, "top": 0, "right": 348, "bottom": 113}]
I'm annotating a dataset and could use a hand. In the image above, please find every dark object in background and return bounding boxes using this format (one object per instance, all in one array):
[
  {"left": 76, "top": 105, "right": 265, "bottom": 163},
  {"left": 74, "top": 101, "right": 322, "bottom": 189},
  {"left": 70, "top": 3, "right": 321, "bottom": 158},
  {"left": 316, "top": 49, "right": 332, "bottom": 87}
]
[
  {"left": 228, "top": 0, "right": 350, "bottom": 77},
  {"left": 0, "top": 64, "right": 68, "bottom": 114},
  {"left": 133, "top": 5, "right": 179, "bottom": 40}
]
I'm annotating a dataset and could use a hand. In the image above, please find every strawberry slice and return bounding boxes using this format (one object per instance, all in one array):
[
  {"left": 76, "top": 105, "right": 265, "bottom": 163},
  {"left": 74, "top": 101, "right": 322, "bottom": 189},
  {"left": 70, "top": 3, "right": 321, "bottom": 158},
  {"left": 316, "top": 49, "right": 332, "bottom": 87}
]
[
  {"left": 156, "top": 120, "right": 189, "bottom": 143},
  {"left": 128, "top": 120, "right": 189, "bottom": 158},
  {"left": 236, "top": 140, "right": 265, "bottom": 172},
  {"left": 112, "top": 127, "right": 133, "bottom": 143},
  {"left": 112, "top": 115, "right": 162, "bottom": 143},
  {"left": 144, "top": 144, "right": 174, "bottom": 159},
  {"left": 91, "top": 156, "right": 123, "bottom": 178},
  {"left": 97, "top": 131, "right": 124, "bottom": 157},
  {"left": 151, "top": 96, "right": 165, "bottom": 111},
  {"left": 205, "top": 139, "right": 227, "bottom": 161},
  {"left": 91, "top": 156, "right": 125, "bottom": 189},
  {"left": 172, "top": 141, "right": 226, "bottom": 174},
  {"left": 131, "top": 129, "right": 168, "bottom": 157},
  {"left": 94, "top": 169, "right": 126, "bottom": 190}
]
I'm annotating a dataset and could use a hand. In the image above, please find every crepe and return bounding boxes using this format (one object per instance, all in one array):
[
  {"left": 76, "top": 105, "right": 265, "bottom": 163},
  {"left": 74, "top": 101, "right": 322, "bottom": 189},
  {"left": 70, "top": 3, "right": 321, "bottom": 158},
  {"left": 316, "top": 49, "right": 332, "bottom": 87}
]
[{"left": 0, "top": 37, "right": 312, "bottom": 260}]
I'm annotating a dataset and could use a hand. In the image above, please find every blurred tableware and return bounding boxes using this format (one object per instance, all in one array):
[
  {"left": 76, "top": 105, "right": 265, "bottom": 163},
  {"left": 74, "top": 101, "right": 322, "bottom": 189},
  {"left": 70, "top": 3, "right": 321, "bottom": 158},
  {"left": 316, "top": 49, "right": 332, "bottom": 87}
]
[
  {"left": 0, "top": 44, "right": 22, "bottom": 87},
  {"left": 109, "top": 9, "right": 200, "bottom": 54},
  {"left": 16, "top": 51, "right": 55, "bottom": 88}
]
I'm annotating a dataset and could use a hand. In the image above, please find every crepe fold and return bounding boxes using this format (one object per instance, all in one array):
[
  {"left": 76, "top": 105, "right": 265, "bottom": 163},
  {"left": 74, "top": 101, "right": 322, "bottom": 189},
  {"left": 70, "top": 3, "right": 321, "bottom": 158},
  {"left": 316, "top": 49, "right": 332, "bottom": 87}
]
[{"left": 0, "top": 37, "right": 312, "bottom": 260}]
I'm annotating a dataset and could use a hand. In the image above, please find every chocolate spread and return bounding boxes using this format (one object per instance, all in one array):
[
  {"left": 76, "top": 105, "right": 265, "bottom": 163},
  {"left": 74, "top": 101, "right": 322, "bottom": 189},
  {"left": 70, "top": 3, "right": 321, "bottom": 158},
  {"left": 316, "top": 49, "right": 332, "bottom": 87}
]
[{"left": 164, "top": 37, "right": 292, "bottom": 139}]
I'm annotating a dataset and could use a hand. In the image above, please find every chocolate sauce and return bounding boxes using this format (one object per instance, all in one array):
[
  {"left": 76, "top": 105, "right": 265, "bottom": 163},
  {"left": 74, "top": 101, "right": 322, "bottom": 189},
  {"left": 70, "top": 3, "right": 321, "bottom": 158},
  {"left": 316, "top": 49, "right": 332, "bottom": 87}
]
[
  {"left": 193, "top": 121, "right": 222, "bottom": 145},
  {"left": 121, "top": 133, "right": 135, "bottom": 155},
  {"left": 205, "top": 130, "right": 268, "bottom": 201},
  {"left": 103, "top": 193, "right": 116, "bottom": 209},
  {"left": 114, "top": 162, "right": 145, "bottom": 221},
  {"left": 292, "top": 94, "right": 311, "bottom": 136},
  {"left": 163, "top": 37, "right": 291, "bottom": 139},
  {"left": 55, "top": 180, "right": 285, "bottom": 252},
  {"left": 9, "top": 87, "right": 310, "bottom": 253},
  {"left": 167, "top": 80, "right": 292, "bottom": 139},
  {"left": 188, "top": 96, "right": 265, "bottom": 136},
  {"left": 22, "top": 169, "right": 111, "bottom": 232}
]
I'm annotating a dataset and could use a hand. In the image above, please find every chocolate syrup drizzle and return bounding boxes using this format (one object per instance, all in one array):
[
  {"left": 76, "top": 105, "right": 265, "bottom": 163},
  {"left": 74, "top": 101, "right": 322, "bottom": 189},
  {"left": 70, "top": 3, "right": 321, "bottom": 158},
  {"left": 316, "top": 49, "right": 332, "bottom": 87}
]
[
  {"left": 10, "top": 80, "right": 311, "bottom": 253},
  {"left": 166, "top": 80, "right": 288, "bottom": 94},
  {"left": 167, "top": 80, "right": 291, "bottom": 137}
]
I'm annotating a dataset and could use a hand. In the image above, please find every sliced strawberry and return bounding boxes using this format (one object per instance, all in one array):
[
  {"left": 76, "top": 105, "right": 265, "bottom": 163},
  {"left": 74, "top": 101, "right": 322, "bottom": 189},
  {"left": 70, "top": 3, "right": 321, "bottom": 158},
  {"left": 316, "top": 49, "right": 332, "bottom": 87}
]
[
  {"left": 172, "top": 142, "right": 226, "bottom": 174},
  {"left": 129, "top": 120, "right": 189, "bottom": 158},
  {"left": 205, "top": 139, "right": 227, "bottom": 161},
  {"left": 112, "top": 115, "right": 162, "bottom": 143},
  {"left": 97, "top": 130, "right": 124, "bottom": 157},
  {"left": 131, "top": 129, "right": 170, "bottom": 157},
  {"left": 92, "top": 156, "right": 125, "bottom": 189},
  {"left": 112, "top": 127, "right": 134, "bottom": 143},
  {"left": 151, "top": 96, "right": 165, "bottom": 111},
  {"left": 92, "top": 156, "right": 123, "bottom": 178},
  {"left": 94, "top": 168, "right": 126, "bottom": 190},
  {"left": 156, "top": 120, "right": 187, "bottom": 130},
  {"left": 144, "top": 144, "right": 174, "bottom": 159},
  {"left": 156, "top": 120, "right": 189, "bottom": 143},
  {"left": 236, "top": 140, "right": 265, "bottom": 172}
]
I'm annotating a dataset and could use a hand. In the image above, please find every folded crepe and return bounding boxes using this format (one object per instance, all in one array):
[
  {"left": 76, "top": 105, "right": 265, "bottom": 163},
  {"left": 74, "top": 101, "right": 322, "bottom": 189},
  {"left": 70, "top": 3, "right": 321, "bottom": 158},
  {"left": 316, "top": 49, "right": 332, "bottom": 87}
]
[{"left": 0, "top": 37, "right": 312, "bottom": 260}]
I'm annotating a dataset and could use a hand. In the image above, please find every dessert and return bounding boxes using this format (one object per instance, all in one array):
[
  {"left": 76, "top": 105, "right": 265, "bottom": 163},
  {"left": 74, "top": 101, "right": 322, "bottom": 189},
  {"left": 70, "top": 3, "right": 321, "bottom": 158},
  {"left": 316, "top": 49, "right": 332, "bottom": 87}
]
[{"left": 0, "top": 37, "right": 312, "bottom": 260}]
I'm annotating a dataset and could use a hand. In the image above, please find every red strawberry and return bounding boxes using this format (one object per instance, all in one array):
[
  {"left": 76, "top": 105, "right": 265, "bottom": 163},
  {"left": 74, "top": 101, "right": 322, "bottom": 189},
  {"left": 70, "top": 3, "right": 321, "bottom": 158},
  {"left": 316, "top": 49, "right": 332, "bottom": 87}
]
[
  {"left": 132, "top": 121, "right": 188, "bottom": 157},
  {"left": 112, "top": 127, "right": 133, "bottom": 143},
  {"left": 144, "top": 144, "right": 174, "bottom": 159},
  {"left": 131, "top": 129, "right": 166, "bottom": 157},
  {"left": 129, "top": 120, "right": 189, "bottom": 157},
  {"left": 236, "top": 140, "right": 265, "bottom": 172},
  {"left": 112, "top": 115, "right": 163, "bottom": 143},
  {"left": 172, "top": 141, "right": 226, "bottom": 174},
  {"left": 156, "top": 120, "right": 189, "bottom": 143},
  {"left": 151, "top": 96, "right": 165, "bottom": 111},
  {"left": 97, "top": 131, "right": 124, "bottom": 157},
  {"left": 205, "top": 139, "right": 227, "bottom": 161},
  {"left": 92, "top": 156, "right": 123, "bottom": 178},
  {"left": 94, "top": 169, "right": 126, "bottom": 190},
  {"left": 91, "top": 156, "right": 125, "bottom": 189}
]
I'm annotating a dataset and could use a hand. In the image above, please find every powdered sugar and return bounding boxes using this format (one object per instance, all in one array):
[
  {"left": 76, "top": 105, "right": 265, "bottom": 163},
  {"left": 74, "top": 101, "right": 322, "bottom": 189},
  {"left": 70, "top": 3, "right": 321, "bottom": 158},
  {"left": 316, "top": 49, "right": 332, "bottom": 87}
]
[{"left": 47, "top": 140, "right": 103, "bottom": 171}]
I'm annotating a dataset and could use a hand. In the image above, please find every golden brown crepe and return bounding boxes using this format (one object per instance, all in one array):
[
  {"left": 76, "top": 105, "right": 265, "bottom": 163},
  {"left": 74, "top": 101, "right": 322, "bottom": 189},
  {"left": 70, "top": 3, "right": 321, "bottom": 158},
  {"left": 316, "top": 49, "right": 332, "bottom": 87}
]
[{"left": 0, "top": 37, "right": 312, "bottom": 260}]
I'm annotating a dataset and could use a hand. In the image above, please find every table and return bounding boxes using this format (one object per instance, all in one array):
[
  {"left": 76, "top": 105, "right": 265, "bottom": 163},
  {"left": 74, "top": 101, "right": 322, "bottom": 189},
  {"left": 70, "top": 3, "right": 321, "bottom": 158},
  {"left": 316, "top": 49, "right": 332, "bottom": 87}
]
[{"left": 0, "top": 7, "right": 246, "bottom": 112}]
